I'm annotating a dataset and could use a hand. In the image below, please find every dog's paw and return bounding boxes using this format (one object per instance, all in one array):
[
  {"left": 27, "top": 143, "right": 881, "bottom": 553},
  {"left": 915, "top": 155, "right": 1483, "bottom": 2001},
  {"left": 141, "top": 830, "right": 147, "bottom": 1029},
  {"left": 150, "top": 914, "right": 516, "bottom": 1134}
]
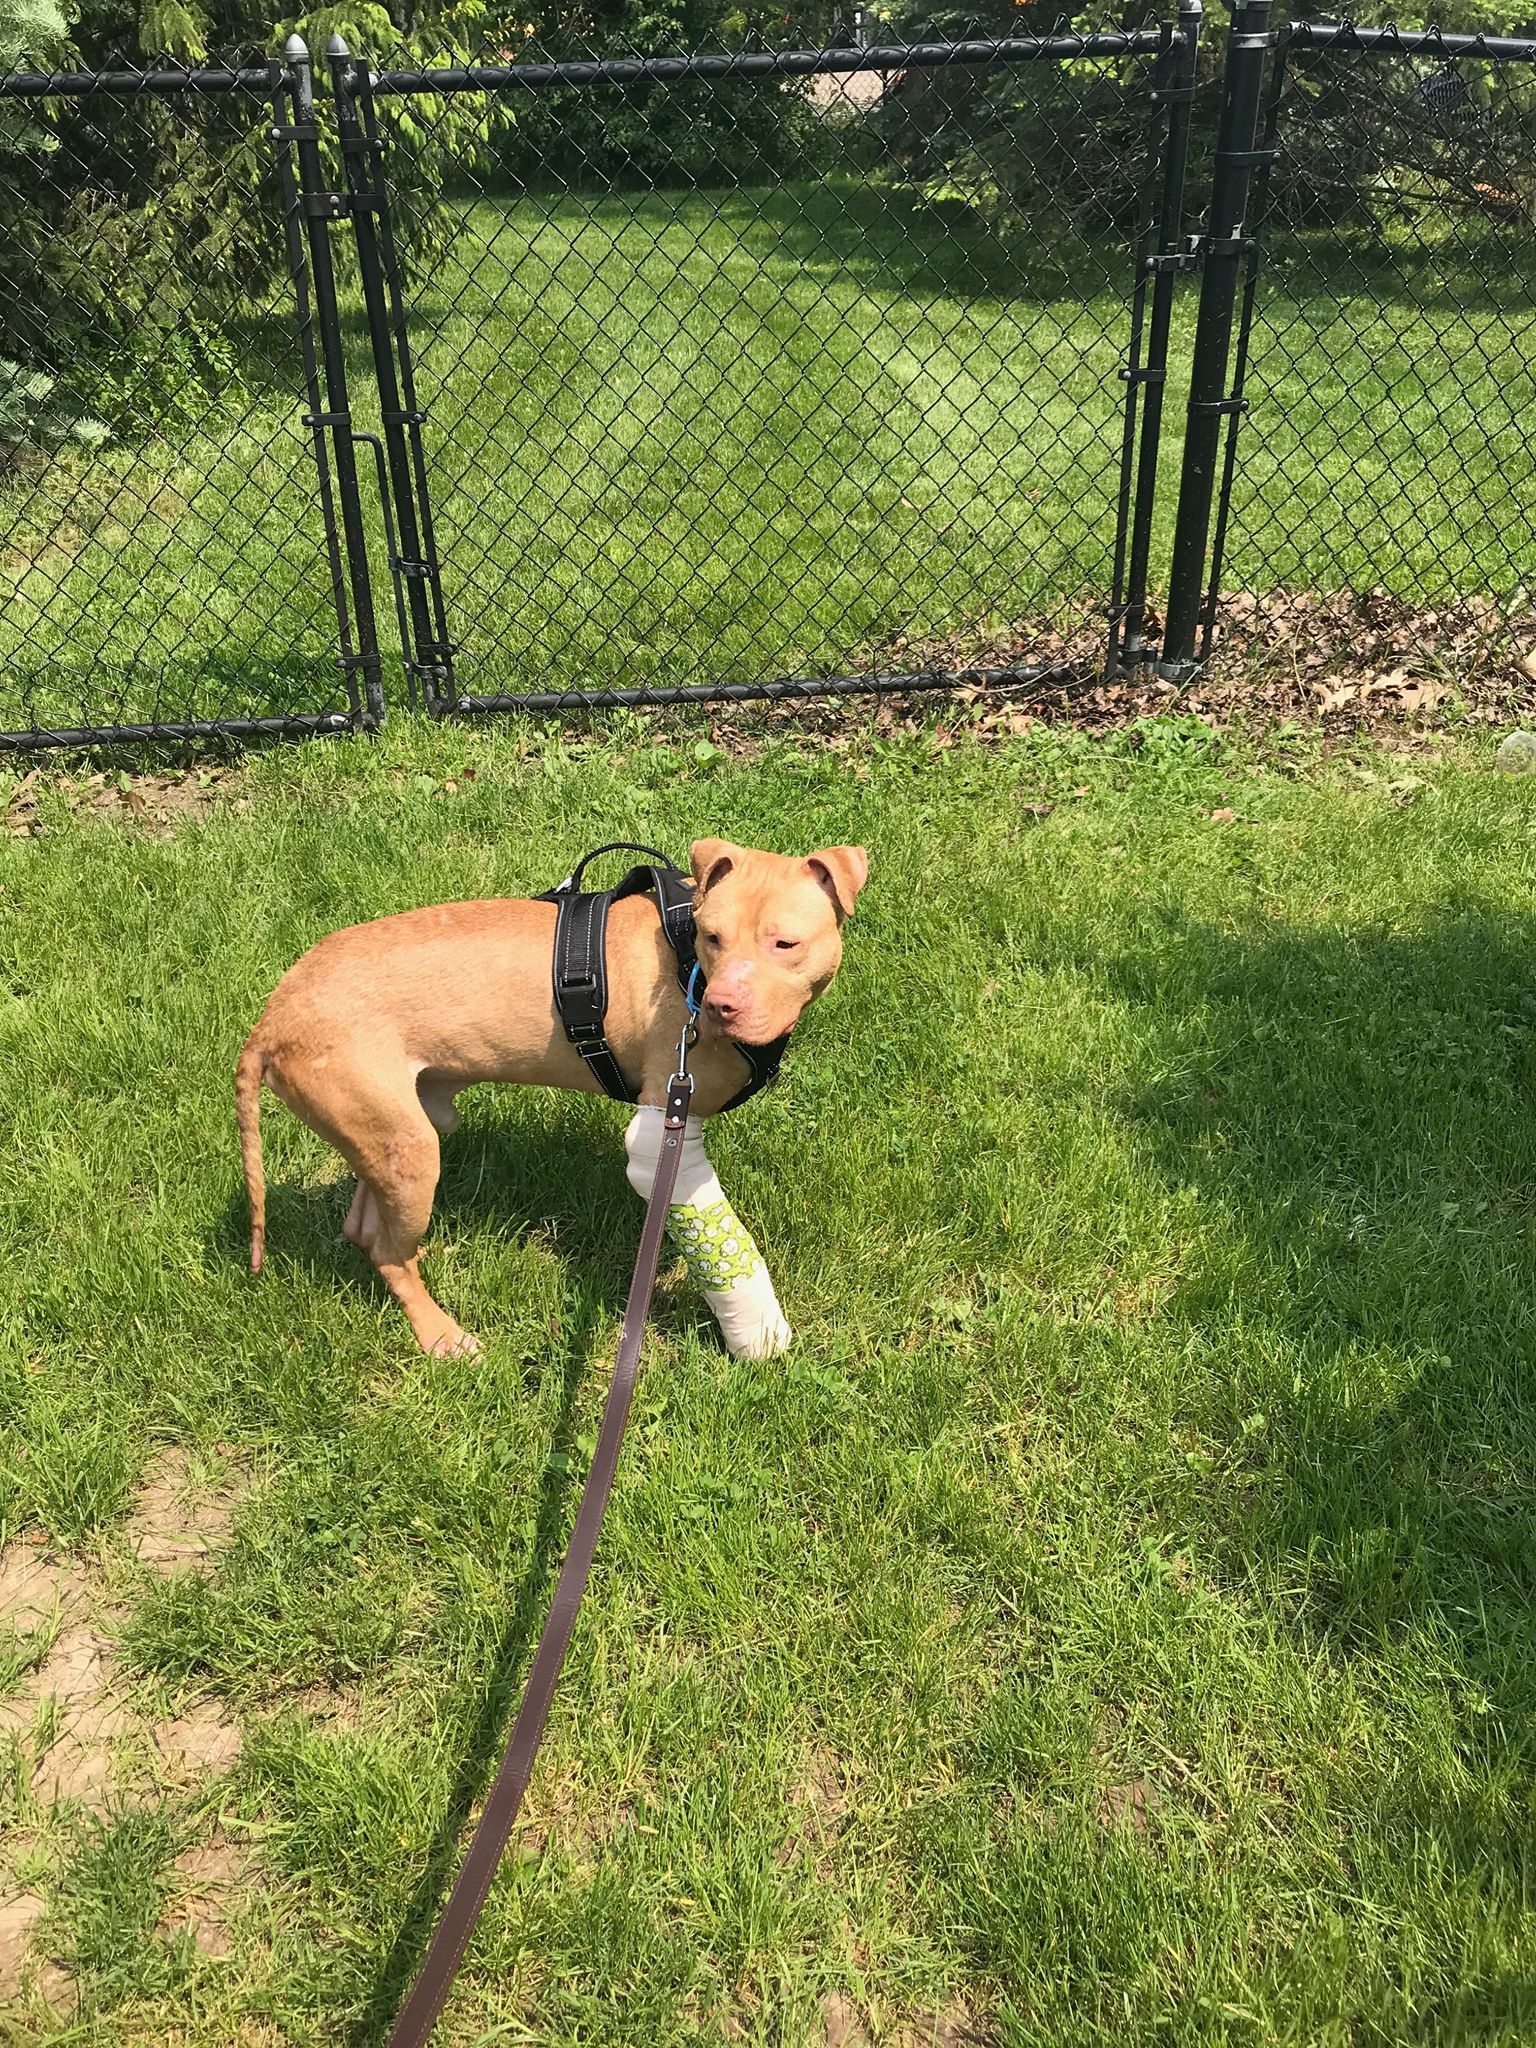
[
  {"left": 424, "top": 1323, "right": 483, "bottom": 1360},
  {"left": 719, "top": 1308, "right": 794, "bottom": 1360},
  {"left": 707, "top": 1272, "right": 793, "bottom": 1359},
  {"left": 735, "top": 1313, "right": 794, "bottom": 1360}
]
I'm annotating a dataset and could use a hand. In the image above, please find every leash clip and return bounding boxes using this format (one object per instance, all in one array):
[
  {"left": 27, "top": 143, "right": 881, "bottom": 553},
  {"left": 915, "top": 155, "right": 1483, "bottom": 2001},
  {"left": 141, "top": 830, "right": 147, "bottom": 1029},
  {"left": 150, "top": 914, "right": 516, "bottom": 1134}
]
[{"left": 667, "top": 991, "right": 698, "bottom": 1125}]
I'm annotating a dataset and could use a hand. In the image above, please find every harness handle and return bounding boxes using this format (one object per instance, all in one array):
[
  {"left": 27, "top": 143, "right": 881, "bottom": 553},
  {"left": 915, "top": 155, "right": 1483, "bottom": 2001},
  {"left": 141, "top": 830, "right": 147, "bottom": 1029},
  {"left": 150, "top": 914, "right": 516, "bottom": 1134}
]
[{"left": 558, "top": 841, "right": 682, "bottom": 894}]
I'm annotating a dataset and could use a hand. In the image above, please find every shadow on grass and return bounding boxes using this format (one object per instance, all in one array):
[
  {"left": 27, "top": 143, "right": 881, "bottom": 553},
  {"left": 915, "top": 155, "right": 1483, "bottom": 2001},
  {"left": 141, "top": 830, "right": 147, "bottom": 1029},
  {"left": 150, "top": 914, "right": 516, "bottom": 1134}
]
[
  {"left": 1104, "top": 895, "right": 1536, "bottom": 1856},
  {"left": 222, "top": 1092, "right": 668, "bottom": 2043},
  {"left": 343, "top": 1318, "right": 588, "bottom": 2048},
  {"left": 226, "top": 1088, "right": 641, "bottom": 1319}
]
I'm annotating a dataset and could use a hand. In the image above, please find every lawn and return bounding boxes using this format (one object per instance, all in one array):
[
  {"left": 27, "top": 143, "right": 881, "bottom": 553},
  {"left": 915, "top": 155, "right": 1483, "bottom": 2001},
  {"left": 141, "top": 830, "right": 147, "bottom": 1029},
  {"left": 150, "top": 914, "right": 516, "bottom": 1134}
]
[
  {"left": 7, "top": 161, "right": 1536, "bottom": 738},
  {"left": 2, "top": 712, "right": 1535, "bottom": 2044}
]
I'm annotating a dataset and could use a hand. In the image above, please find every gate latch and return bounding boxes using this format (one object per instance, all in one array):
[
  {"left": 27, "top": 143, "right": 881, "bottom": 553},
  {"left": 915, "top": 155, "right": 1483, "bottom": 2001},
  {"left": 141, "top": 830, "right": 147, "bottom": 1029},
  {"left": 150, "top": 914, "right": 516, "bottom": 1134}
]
[{"left": 1147, "top": 235, "right": 1201, "bottom": 275}]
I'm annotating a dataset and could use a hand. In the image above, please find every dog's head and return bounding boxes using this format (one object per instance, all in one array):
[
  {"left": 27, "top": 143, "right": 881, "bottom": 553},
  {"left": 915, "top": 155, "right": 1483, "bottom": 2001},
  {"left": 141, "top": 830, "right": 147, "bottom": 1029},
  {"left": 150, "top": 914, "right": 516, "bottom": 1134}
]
[{"left": 689, "top": 838, "right": 868, "bottom": 1047}]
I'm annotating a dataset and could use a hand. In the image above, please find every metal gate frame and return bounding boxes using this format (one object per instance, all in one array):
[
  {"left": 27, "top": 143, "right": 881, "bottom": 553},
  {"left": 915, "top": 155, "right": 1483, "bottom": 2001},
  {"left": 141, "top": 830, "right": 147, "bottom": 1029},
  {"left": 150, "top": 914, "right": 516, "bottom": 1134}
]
[
  {"left": 330, "top": 21, "right": 1203, "bottom": 718},
  {"left": 1152, "top": 7, "right": 1536, "bottom": 674}
]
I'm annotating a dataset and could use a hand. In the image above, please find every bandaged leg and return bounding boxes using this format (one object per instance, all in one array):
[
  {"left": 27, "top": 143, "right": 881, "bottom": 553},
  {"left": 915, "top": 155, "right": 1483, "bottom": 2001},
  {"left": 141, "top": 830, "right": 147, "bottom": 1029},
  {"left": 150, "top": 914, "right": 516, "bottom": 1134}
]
[{"left": 624, "top": 1109, "right": 793, "bottom": 1358}]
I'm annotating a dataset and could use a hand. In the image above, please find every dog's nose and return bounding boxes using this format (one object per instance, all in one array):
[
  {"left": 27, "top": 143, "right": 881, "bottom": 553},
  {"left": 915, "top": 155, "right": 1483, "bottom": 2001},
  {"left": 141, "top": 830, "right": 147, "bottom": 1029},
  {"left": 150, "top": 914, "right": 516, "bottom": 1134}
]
[{"left": 704, "top": 990, "right": 740, "bottom": 1024}]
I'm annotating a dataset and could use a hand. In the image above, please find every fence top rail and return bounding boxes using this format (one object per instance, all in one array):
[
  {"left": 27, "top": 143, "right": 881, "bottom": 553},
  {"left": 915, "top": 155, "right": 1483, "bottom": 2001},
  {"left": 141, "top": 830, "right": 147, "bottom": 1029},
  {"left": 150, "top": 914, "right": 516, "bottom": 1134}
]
[
  {"left": 366, "top": 30, "right": 1179, "bottom": 96},
  {"left": 0, "top": 60, "right": 279, "bottom": 97},
  {"left": 1289, "top": 20, "right": 1536, "bottom": 60}
]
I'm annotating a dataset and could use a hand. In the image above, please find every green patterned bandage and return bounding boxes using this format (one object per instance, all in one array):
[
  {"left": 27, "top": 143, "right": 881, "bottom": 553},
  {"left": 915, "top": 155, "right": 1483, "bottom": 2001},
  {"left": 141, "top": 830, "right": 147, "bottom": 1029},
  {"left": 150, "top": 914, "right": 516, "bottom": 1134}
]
[{"left": 667, "top": 1199, "right": 765, "bottom": 1291}]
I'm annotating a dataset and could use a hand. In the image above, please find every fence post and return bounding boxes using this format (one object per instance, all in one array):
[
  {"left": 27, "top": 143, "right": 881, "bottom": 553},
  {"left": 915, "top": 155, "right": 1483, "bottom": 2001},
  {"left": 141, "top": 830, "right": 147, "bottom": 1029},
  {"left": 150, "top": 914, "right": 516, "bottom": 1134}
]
[
  {"left": 1111, "top": 0, "right": 1202, "bottom": 670},
  {"left": 1158, "top": 0, "right": 1275, "bottom": 678},
  {"left": 327, "top": 36, "right": 457, "bottom": 712},
  {"left": 269, "top": 58, "right": 364, "bottom": 728},
  {"left": 1197, "top": 19, "right": 1289, "bottom": 665},
  {"left": 280, "top": 34, "right": 385, "bottom": 727}
]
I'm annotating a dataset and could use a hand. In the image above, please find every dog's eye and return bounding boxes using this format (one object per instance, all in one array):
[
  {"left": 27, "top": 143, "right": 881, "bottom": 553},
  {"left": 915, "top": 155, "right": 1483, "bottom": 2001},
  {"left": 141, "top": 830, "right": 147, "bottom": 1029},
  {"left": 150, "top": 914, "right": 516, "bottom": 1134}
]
[
  {"left": 774, "top": 937, "right": 800, "bottom": 952},
  {"left": 702, "top": 930, "right": 721, "bottom": 947}
]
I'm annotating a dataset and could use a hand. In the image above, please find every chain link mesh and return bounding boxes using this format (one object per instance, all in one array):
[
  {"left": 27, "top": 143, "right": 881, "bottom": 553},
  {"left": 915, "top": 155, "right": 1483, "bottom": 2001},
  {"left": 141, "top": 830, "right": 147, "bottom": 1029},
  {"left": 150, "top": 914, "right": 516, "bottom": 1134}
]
[
  {"left": 0, "top": 63, "right": 357, "bottom": 746},
  {"left": 1216, "top": 29, "right": 1536, "bottom": 641},
  {"left": 361, "top": 29, "right": 1171, "bottom": 708}
]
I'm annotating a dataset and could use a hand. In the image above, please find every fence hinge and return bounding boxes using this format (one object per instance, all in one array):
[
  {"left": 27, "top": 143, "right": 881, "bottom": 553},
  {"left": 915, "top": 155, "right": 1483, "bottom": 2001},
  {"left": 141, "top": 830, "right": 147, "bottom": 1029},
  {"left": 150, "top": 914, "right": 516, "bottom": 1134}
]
[
  {"left": 1120, "top": 366, "right": 1167, "bottom": 386},
  {"left": 1186, "top": 396, "right": 1250, "bottom": 418},
  {"left": 269, "top": 120, "right": 318, "bottom": 142}
]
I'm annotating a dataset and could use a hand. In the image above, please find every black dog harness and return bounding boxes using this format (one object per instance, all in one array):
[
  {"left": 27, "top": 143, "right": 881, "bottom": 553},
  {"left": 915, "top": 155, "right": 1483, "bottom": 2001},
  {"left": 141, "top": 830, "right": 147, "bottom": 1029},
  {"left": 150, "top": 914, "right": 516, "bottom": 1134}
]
[{"left": 537, "top": 842, "right": 788, "bottom": 1112}]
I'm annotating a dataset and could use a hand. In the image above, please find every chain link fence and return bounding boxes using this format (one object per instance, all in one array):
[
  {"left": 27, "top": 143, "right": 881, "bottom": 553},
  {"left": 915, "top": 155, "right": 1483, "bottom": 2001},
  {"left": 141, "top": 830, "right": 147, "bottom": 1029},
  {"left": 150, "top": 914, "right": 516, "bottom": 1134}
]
[
  {"left": 3, "top": 14, "right": 1536, "bottom": 752},
  {"left": 0, "top": 63, "right": 367, "bottom": 746},
  {"left": 361, "top": 29, "right": 1183, "bottom": 712},
  {"left": 1208, "top": 24, "right": 1536, "bottom": 662}
]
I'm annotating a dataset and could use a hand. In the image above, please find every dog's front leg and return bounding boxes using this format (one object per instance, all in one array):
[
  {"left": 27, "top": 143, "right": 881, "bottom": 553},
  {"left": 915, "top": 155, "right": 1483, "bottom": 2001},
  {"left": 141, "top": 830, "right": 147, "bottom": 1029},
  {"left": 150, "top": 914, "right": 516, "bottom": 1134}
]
[{"left": 624, "top": 1109, "right": 793, "bottom": 1359}]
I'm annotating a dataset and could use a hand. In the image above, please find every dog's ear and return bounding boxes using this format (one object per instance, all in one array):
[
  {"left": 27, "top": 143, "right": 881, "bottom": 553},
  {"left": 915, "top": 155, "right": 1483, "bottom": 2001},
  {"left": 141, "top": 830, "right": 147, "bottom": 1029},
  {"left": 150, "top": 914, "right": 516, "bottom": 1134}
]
[
  {"left": 690, "top": 838, "right": 744, "bottom": 899},
  {"left": 805, "top": 846, "right": 869, "bottom": 920}
]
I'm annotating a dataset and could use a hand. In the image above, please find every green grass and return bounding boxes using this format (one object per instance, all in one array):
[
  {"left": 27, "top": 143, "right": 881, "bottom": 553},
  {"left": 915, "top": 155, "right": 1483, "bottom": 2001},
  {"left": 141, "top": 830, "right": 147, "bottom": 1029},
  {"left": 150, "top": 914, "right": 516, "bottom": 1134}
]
[
  {"left": 2, "top": 714, "right": 1535, "bottom": 2043},
  {"left": 7, "top": 174, "right": 1536, "bottom": 736}
]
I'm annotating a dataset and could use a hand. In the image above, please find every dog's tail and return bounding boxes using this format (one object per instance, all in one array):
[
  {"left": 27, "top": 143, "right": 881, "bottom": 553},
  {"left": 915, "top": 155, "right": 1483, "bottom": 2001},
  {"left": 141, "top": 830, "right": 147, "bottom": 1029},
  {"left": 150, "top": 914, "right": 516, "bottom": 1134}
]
[{"left": 235, "top": 1034, "right": 267, "bottom": 1274}]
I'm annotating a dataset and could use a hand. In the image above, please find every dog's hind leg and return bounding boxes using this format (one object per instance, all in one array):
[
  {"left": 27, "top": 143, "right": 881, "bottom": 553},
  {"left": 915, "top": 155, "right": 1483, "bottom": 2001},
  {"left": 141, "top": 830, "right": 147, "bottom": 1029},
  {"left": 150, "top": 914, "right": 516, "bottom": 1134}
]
[
  {"left": 342, "top": 1180, "right": 380, "bottom": 1250},
  {"left": 271, "top": 1055, "right": 479, "bottom": 1359}
]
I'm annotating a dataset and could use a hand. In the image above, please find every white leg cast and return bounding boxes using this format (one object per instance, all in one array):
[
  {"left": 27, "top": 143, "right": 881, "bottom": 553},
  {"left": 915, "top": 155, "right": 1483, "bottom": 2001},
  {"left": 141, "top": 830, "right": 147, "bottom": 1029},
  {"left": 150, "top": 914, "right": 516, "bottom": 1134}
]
[{"left": 624, "top": 1108, "right": 793, "bottom": 1359}]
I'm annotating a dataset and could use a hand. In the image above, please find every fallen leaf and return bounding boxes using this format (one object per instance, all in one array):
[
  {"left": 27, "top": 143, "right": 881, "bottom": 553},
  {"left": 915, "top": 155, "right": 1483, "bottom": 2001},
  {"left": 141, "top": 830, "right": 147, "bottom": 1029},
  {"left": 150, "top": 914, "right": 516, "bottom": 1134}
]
[{"left": 1210, "top": 807, "right": 1236, "bottom": 824}]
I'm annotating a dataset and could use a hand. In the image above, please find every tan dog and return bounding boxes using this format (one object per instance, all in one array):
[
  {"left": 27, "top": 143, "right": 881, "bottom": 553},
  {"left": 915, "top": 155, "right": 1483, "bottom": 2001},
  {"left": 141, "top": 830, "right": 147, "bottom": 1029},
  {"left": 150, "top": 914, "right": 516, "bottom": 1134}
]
[{"left": 236, "top": 838, "right": 868, "bottom": 1358}]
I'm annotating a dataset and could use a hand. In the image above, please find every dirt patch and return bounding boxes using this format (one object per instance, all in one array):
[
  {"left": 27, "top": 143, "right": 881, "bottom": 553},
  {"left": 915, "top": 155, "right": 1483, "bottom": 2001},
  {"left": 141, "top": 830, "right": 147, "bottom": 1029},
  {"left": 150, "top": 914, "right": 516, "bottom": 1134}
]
[
  {"left": 695, "top": 591, "right": 1535, "bottom": 753},
  {"left": 0, "top": 1544, "right": 94, "bottom": 1639},
  {"left": 1098, "top": 1773, "right": 1159, "bottom": 1832},
  {"left": 158, "top": 1836, "right": 251, "bottom": 1958},
  {"left": 4, "top": 763, "right": 246, "bottom": 840},
  {"left": 151, "top": 1703, "right": 243, "bottom": 1786},
  {"left": 821, "top": 1992, "right": 873, "bottom": 2048},
  {"left": 0, "top": 1516, "right": 242, "bottom": 1813},
  {"left": 904, "top": 2008, "right": 992, "bottom": 2048},
  {"left": 819, "top": 1993, "right": 990, "bottom": 2048},
  {"left": 780, "top": 1744, "right": 852, "bottom": 1873},
  {"left": 0, "top": 1890, "right": 47, "bottom": 2002},
  {"left": 125, "top": 1445, "right": 244, "bottom": 1572},
  {"left": 789, "top": 1747, "right": 850, "bottom": 1830},
  {"left": 2, "top": 1624, "right": 136, "bottom": 1805},
  {"left": 283, "top": 1682, "right": 363, "bottom": 1730}
]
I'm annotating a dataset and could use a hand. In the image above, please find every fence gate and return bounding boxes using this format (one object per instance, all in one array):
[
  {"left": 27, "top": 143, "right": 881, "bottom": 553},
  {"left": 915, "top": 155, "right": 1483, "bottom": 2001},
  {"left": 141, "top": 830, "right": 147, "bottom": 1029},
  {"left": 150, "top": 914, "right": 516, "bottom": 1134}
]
[
  {"left": 1156, "top": 4, "right": 1536, "bottom": 673},
  {"left": 312, "top": 20, "right": 1201, "bottom": 718}
]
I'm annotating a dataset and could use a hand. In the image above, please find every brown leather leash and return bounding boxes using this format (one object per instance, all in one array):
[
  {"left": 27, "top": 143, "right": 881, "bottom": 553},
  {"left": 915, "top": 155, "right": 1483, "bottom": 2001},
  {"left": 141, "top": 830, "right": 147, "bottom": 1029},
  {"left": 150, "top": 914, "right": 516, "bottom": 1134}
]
[{"left": 388, "top": 1049, "right": 696, "bottom": 2048}]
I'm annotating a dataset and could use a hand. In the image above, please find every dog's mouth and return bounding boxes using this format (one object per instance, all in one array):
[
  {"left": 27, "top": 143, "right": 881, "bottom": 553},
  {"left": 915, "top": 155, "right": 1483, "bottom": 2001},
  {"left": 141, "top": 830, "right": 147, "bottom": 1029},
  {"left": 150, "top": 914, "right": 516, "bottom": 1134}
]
[{"left": 716, "top": 1017, "right": 795, "bottom": 1049}]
